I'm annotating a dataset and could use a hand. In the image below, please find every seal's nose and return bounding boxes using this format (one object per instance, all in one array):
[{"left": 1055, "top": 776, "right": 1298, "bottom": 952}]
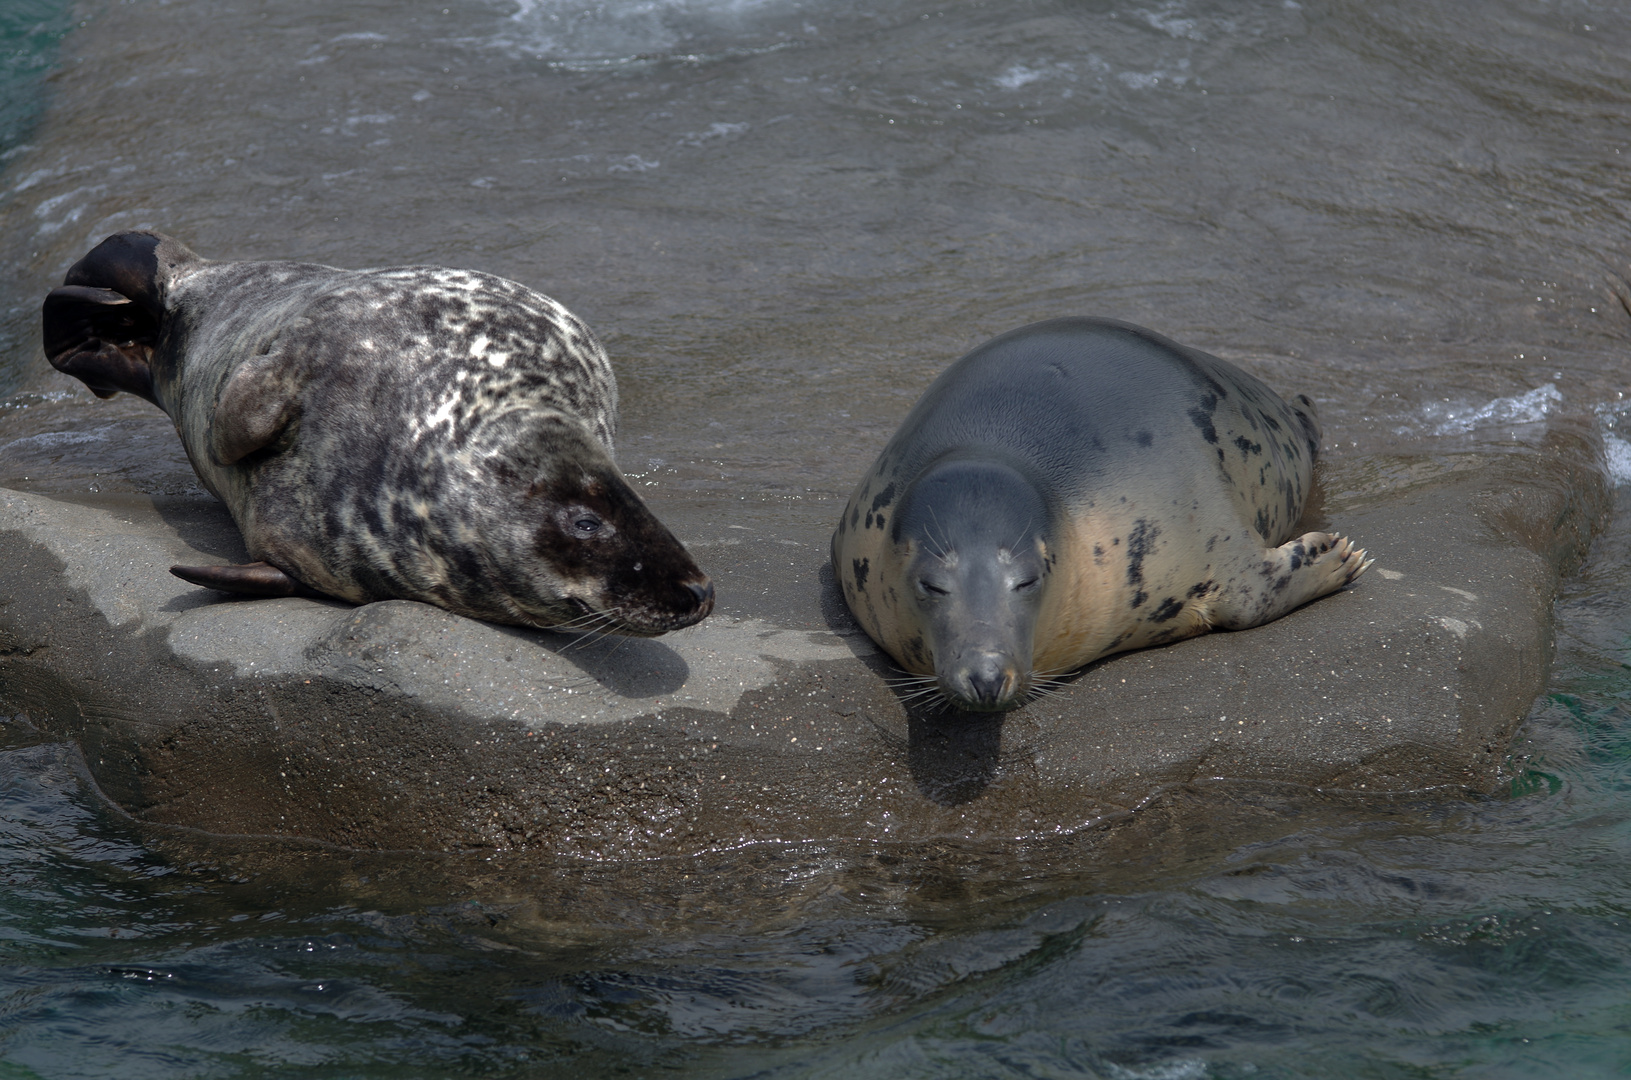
[
  {"left": 685, "top": 578, "right": 715, "bottom": 615},
  {"left": 956, "top": 652, "right": 1017, "bottom": 710}
]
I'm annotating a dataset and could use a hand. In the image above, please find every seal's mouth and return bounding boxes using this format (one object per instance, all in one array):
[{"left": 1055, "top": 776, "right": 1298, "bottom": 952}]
[
  {"left": 939, "top": 655, "right": 1028, "bottom": 712},
  {"left": 554, "top": 578, "right": 714, "bottom": 637}
]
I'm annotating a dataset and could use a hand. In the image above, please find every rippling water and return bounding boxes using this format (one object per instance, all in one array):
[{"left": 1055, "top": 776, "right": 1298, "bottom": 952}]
[{"left": 2, "top": 0, "right": 1631, "bottom": 1074}]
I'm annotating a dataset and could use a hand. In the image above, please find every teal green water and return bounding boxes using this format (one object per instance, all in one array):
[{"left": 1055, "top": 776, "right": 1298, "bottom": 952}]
[
  {"left": 3, "top": 0, "right": 1631, "bottom": 1075},
  {"left": 0, "top": 1, "right": 73, "bottom": 159}
]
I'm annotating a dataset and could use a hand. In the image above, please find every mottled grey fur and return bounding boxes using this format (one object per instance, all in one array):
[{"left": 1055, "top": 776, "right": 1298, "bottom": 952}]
[{"left": 43, "top": 231, "right": 712, "bottom": 635}]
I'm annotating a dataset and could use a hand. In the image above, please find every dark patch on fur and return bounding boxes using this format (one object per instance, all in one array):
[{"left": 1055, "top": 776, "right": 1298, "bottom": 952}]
[
  {"left": 1188, "top": 392, "right": 1219, "bottom": 444},
  {"left": 1150, "top": 596, "right": 1183, "bottom": 622},
  {"left": 1135, "top": 429, "right": 1154, "bottom": 448},
  {"left": 1125, "top": 519, "right": 1158, "bottom": 592},
  {"left": 869, "top": 482, "right": 897, "bottom": 515},
  {"left": 852, "top": 556, "right": 870, "bottom": 591}
]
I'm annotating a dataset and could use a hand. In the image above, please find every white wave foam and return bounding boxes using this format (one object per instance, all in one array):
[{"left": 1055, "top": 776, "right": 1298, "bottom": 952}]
[
  {"left": 996, "top": 64, "right": 1047, "bottom": 90},
  {"left": 607, "top": 154, "right": 660, "bottom": 172},
  {"left": 1427, "top": 383, "right": 1561, "bottom": 436},
  {"left": 1141, "top": 3, "right": 1204, "bottom": 41},
  {"left": 501, "top": 0, "right": 796, "bottom": 62},
  {"left": 1605, "top": 434, "right": 1631, "bottom": 486},
  {"left": 678, "top": 121, "right": 749, "bottom": 146},
  {"left": 1106, "top": 1058, "right": 1207, "bottom": 1080},
  {"left": 3, "top": 430, "right": 107, "bottom": 452}
]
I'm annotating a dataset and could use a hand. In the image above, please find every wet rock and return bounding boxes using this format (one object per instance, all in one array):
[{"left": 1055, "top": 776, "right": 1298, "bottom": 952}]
[{"left": 0, "top": 429, "right": 1609, "bottom": 857}]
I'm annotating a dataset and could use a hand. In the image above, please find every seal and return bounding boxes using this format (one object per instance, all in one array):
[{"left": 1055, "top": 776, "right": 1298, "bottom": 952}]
[
  {"left": 42, "top": 230, "right": 713, "bottom": 636},
  {"left": 832, "top": 317, "right": 1370, "bottom": 712}
]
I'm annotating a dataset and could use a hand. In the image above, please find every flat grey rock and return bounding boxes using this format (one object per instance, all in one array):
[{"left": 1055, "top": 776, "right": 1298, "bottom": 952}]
[{"left": 0, "top": 430, "right": 1608, "bottom": 857}]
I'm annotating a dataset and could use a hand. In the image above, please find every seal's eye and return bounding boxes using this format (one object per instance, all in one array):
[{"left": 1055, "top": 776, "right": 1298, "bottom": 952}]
[
  {"left": 556, "top": 506, "right": 614, "bottom": 540},
  {"left": 919, "top": 580, "right": 949, "bottom": 596},
  {"left": 1015, "top": 577, "right": 1039, "bottom": 591}
]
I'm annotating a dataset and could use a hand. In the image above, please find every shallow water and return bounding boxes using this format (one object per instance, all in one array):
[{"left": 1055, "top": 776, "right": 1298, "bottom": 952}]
[{"left": 2, "top": 0, "right": 1631, "bottom": 1074}]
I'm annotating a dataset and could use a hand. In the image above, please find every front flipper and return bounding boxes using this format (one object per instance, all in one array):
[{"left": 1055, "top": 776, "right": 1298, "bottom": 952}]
[
  {"left": 171, "top": 561, "right": 325, "bottom": 598},
  {"left": 1211, "top": 532, "right": 1372, "bottom": 631},
  {"left": 208, "top": 348, "right": 303, "bottom": 465},
  {"left": 41, "top": 285, "right": 160, "bottom": 403}
]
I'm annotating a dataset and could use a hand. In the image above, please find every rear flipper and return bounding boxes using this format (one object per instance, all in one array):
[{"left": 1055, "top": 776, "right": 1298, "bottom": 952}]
[
  {"left": 171, "top": 561, "right": 326, "bottom": 599},
  {"left": 42, "top": 232, "right": 192, "bottom": 406},
  {"left": 42, "top": 286, "right": 160, "bottom": 403},
  {"left": 1211, "top": 532, "right": 1371, "bottom": 631}
]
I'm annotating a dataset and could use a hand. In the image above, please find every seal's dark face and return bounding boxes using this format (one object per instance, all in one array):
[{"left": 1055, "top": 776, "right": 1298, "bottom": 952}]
[
  {"left": 522, "top": 463, "right": 714, "bottom": 636},
  {"left": 896, "top": 458, "right": 1051, "bottom": 712}
]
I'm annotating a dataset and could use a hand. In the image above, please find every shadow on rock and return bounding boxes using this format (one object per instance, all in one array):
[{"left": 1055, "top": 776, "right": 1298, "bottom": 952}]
[
  {"left": 149, "top": 495, "right": 249, "bottom": 561},
  {"left": 492, "top": 623, "right": 690, "bottom": 698},
  {"left": 906, "top": 708, "right": 1004, "bottom": 806}
]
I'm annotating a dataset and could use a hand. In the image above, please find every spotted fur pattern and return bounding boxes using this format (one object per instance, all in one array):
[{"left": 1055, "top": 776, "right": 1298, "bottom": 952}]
[
  {"left": 44, "top": 231, "right": 711, "bottom": 634},
  {"left": 833, "top": 317, "right": 1369, "bottom": 710}
]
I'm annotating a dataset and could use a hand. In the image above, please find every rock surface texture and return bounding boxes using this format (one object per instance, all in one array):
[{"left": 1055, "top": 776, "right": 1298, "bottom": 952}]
[{"left": 0, "top": 429, "right": 1607, "bottom": 858}]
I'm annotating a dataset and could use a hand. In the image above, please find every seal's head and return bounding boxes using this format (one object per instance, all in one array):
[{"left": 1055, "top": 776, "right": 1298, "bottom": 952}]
[
  {"left": 893, "top": 454, "right": 1051, "bottom": 711},
  {"left": 465, "top": 418, "right": 714, "bottom": 637}
]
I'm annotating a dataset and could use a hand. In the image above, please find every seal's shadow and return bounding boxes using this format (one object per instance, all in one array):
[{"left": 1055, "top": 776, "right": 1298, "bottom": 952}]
[
  {"left": 904, "top": 709, "right": 1004, "bottom": 806},
  {"left": 490, "top": 622, "right": 690, "bottom": 699},
  {"left": 150, "top": 495, "right": 249, "bottom": 561},
  {"left": 817, "top": 561, "right": 1004, "bottom": 807}
]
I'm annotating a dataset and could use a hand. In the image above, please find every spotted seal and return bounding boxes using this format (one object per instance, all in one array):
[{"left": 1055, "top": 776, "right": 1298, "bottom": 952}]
[
  {"left": 42, "top": 230, "right": 713, "bottom": 635},
  {"left": 832, "top": 316, "right": 1370, "bottom": 712}
]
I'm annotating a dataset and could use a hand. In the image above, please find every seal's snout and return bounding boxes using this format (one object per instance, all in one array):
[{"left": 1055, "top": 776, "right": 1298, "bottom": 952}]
[
  {"left": 671, "top": 574, "right": 717, "bottom": 626},
  {"left": 682, "top": 578, "right": 715, "bottom": 621},
  {"left": 946, "top": 652, "right": 1022, "bottom": 712}
]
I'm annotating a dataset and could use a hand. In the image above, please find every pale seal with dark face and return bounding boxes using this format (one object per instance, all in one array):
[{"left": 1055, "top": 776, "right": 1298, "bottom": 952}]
[
  {"left": 833, "top": 317, "right": 1370, "bottom": 711},
  {"left": 43, "top": 230, "right": 713, "bottom": 635}
]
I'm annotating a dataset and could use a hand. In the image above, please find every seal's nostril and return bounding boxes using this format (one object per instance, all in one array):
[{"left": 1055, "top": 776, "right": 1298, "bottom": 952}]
[
  {"left": 963, "top": 654, "right": 1012, "bottom": 705},
  {"left": 968, "top": 674, "right": 1001, "bottom": 703},
  {"left": 686, "top": 580, "right": 714, "bottom": 607}
]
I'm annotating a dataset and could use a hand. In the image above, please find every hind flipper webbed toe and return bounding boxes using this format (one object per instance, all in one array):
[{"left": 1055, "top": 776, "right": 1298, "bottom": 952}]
[{"left": 1209, "top": 531, "right": 1370, "bottom": 631}]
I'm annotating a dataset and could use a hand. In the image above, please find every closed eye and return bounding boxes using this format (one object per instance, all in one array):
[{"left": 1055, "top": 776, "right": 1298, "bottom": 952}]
[
  {"left": 1014, "top": 577, "right": 1039, "bottom": 591},
  {"left": 919, "top": 580, "right": 949, "bottom": 596}
]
